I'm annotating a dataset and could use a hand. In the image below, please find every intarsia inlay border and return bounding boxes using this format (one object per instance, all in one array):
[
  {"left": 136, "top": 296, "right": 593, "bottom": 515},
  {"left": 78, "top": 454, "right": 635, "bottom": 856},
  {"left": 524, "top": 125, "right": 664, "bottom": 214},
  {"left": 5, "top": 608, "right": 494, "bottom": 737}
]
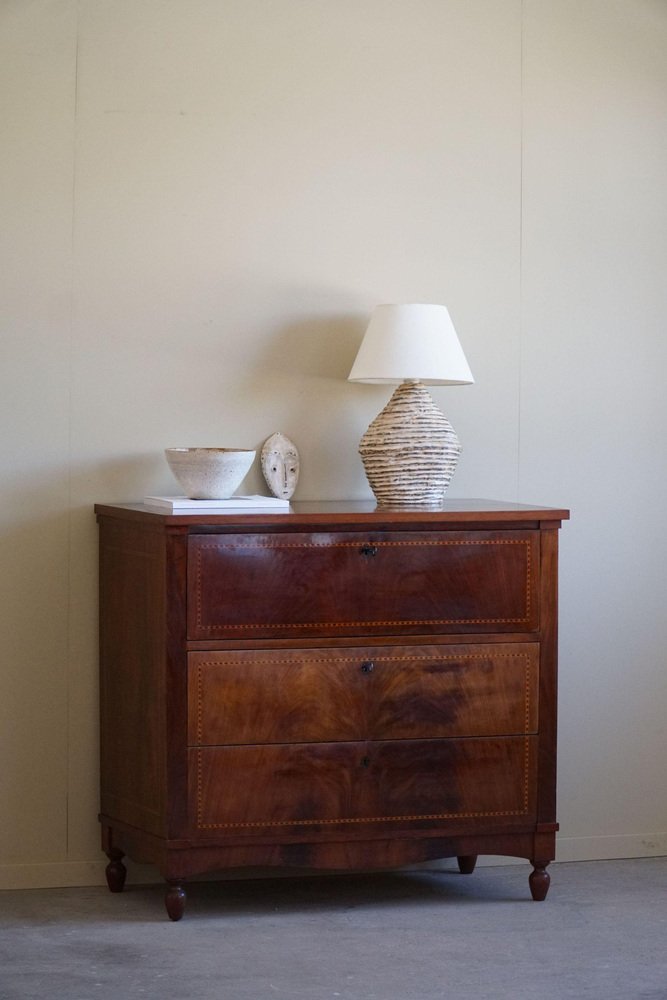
[{"left": 193, "top": 538, "right": 534, "bottom": 631}]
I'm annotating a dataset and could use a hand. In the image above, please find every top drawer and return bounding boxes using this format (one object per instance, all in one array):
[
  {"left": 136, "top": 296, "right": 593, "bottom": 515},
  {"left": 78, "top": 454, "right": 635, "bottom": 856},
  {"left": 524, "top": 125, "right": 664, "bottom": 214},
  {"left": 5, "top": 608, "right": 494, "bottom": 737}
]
[{"left": 187, "top": 529, "right": 539, "bottom": 640}]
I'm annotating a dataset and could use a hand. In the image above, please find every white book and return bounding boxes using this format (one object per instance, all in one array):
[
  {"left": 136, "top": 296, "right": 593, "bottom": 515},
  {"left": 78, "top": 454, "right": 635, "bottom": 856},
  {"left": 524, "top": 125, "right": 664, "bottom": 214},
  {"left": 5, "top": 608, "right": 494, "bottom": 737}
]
[{"left": 144, "top": 494, "right": 290, "bottom": 512}]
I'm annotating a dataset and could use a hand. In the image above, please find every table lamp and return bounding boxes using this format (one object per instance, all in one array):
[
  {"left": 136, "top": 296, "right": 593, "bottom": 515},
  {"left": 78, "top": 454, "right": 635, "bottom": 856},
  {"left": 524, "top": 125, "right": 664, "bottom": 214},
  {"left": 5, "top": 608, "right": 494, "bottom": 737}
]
[{"left": 348, "top": 303, "right": 474, "bottom": 506}]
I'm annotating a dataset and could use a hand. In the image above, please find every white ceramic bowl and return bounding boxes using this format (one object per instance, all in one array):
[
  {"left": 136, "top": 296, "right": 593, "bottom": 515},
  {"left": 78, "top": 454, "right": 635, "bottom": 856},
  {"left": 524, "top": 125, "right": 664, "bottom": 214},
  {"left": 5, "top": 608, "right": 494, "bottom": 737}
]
[{"left": 165, "top": 447, "right": 256, "bottom": 500}]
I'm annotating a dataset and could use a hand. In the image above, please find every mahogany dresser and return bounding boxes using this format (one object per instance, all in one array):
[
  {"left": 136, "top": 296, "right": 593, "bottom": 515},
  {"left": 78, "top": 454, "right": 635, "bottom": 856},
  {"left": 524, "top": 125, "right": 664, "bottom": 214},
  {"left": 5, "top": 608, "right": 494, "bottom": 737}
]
[{"left": 95, "top": 499, "right": 568, "bottom": 920}]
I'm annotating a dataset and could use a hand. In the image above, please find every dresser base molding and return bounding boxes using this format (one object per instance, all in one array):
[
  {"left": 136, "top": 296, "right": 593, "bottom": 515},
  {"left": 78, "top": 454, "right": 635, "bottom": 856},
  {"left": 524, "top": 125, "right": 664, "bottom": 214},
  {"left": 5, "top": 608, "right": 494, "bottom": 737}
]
[
  {"left": 101, "top": 817, "right": 556, "bottom": 918},
  {"left": 97, "top": 500, "right": 567, "bottom": 920}
]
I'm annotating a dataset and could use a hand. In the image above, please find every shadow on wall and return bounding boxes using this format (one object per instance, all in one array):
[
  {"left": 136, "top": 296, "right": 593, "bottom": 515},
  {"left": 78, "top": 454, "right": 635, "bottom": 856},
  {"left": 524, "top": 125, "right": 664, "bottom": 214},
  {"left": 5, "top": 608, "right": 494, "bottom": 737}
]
[
  {"left": 77, "top": 453, "right": 169, "bottom": 506},
  {"left": 217, "top": 311, "right": 374, "bottom": 499},
  {"left": 257, "top": 312, "right": 366, "bottom": 381}
]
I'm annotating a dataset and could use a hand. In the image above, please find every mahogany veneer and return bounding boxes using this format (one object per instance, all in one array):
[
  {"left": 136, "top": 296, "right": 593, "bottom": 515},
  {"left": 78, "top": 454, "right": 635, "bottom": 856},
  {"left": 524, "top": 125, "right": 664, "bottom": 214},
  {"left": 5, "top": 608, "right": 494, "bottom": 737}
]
[{"left": 96, "top": 499, "right": 568, "bottom": 920}]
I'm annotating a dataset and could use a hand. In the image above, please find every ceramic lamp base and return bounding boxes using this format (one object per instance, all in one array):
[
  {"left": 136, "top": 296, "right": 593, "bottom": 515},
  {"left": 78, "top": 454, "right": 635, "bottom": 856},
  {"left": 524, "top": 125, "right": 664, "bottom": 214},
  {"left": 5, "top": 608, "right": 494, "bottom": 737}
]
[{"left": 358, "top": 380, "right": 462, "bottom": 506}]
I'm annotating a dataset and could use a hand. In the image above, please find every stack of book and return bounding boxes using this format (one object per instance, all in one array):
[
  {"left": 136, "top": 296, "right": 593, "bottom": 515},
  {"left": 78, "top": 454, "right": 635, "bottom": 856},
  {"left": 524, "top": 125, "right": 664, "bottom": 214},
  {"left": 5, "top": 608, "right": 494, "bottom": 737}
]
[{"left": 144, "top": 495, "right": 290, "bottom": 512}]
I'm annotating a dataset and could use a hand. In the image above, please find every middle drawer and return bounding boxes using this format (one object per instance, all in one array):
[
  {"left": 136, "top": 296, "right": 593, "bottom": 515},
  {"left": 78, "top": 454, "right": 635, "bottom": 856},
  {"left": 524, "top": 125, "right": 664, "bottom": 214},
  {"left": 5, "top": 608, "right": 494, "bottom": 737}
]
[{"left": 188, "top": 643, "right": 539, "bottom": 746}]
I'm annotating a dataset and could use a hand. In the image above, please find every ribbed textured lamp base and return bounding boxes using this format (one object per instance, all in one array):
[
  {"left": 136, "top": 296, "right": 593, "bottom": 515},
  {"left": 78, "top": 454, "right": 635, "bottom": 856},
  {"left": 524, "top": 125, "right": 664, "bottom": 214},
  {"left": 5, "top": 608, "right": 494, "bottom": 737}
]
[{"left": 358, "top": 381, "right": 462, "bottom": 506}]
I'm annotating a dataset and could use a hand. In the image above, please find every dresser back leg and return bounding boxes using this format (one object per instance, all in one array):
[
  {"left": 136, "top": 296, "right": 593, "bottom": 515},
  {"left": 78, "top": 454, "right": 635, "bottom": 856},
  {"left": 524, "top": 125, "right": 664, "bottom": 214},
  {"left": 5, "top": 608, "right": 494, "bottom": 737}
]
[
  {"left": 165, "top": 882, "right": 187, "bottom": 921},
  {"left": 457, "top": 855, "right": 478, "bottom": 875},
  {"left": 104, "top": 848, "right": 127, "bottom": 893}
]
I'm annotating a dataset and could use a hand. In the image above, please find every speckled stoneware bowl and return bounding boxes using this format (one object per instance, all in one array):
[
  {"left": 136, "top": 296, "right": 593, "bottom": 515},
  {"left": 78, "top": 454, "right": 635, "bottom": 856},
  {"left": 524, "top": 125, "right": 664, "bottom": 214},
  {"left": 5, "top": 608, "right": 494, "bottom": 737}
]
[{"left": 165, "top": 447, "right": 256, "bottom": 500}]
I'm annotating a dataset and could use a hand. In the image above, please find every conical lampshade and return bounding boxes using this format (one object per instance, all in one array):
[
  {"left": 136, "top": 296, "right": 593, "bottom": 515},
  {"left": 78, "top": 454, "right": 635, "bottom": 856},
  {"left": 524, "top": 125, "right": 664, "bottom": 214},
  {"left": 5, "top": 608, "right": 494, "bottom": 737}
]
[{"left": 348, "top": 303, "right": 474, "bottom": 386}]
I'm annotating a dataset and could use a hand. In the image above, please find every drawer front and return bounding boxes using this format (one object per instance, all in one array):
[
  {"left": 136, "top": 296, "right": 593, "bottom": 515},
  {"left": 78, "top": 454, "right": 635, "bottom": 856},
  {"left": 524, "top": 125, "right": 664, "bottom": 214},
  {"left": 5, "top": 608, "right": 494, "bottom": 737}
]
[
  {"left": 188, "top": 643, "right": 539, "bottom": 745},
  {"left": 190, "top": 736, "right": 537, "bottom": 832},
  {"left": 187, "top": 530, "right": 539, "bottom": 639}
]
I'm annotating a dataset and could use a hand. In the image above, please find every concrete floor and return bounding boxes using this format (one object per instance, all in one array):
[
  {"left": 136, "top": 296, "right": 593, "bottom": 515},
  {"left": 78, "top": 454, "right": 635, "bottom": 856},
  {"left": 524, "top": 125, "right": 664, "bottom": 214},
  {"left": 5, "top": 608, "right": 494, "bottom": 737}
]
[{"left": 1, "top": 858, "right": 665, "bottom": 1000}]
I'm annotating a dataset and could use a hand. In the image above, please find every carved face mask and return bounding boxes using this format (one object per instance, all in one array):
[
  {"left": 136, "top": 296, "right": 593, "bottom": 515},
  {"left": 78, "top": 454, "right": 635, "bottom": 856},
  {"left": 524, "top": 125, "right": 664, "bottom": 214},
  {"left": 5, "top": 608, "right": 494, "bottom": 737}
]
[{"left": 261, "top": 432, "right": 299, "bottom": 500}]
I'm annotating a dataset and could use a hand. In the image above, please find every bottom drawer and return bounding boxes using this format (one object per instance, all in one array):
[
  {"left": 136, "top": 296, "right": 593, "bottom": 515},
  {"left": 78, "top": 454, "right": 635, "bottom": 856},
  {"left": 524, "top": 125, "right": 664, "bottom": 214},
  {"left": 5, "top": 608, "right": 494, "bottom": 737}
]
[{"left": 190, "top": 736, "right": 537, "bottom": 833}]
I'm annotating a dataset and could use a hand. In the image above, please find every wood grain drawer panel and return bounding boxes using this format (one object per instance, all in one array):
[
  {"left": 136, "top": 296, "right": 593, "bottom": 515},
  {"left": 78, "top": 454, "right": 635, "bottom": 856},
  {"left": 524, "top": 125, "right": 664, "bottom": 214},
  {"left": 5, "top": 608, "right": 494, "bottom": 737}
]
[
  {"left": 188, "top": 643, "right": 539, "bottom": 746},
  {"left": 187, "top": 530, "right": 539, "bottom": 639},
  {"left": 190, "top": 737, "right": 537, "bottom": 832}
]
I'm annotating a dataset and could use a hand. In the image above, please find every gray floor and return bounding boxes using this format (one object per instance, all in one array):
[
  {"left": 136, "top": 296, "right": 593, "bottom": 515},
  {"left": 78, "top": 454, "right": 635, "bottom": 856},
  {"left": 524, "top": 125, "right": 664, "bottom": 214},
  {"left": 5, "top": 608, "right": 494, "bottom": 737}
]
[{"left": 1, "top": 858, "right": 665, "bottom": 1000}]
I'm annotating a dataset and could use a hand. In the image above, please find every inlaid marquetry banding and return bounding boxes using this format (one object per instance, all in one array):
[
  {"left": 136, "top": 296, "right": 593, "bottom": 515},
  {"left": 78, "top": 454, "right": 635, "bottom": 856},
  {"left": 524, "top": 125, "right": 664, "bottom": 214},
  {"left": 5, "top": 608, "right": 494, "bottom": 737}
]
[
  {"left": 199, "top": 540, "right": 528, "bottom": 548},
  {"left": 197, "top": 810, "right": 530, "bottom": 830},
  {"left": 203, "top": 617, "right": 530, "bottom": 629},
  {"left": 194, "top": 539, "right": 533, "bottom": 631},
  {"left": 523, "top": 737, "right": 531, "bottom": 812},
  {"left": 196, "top": 664, "right": 204, "bottom": 747}
]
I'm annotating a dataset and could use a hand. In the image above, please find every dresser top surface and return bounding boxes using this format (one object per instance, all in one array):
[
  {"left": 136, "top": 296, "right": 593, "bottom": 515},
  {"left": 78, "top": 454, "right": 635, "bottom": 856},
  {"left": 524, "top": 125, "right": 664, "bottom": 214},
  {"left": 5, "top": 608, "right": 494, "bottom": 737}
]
[{"left": 95, "top": 498, "right": 569, "bottom": 530}]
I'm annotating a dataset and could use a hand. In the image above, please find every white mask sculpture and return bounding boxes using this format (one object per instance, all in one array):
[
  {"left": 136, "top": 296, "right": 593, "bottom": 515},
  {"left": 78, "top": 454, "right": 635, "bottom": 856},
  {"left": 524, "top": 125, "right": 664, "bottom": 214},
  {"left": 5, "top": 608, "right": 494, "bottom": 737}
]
[{"left": 261, "top": 432, "right": 300, "bottom": 500}]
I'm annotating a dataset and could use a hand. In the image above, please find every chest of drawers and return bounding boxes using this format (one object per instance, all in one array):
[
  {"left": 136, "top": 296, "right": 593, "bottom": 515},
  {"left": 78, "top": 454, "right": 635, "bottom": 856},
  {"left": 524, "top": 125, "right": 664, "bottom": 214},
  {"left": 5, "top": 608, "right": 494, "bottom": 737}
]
[{"left": 96, "top": 500, "right": 568, "bottom": 920}]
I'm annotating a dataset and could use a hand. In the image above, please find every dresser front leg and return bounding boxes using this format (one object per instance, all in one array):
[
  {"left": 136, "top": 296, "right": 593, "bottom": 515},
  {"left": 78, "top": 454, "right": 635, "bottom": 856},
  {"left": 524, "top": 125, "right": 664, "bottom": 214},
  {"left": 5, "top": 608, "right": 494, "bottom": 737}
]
[
  {"left": 457, "top": 855, "right": 477, "bottom": 875},
  {"left": 104, "top": 848, "right": 127, "bottom": 893},
  {"left": 165, "top": 882, "right": 187, "bottom": 921},
  {"left": 529, "top": 860, "right": 551, "bottom": 901}
]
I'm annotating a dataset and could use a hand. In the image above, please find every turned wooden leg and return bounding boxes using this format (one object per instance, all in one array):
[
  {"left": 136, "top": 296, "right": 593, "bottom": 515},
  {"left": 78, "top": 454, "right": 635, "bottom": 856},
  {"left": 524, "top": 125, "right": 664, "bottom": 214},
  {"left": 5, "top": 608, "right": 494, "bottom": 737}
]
[
  {"left": 529, "top": 860, "right": 551, "bottom": 901},
  {"left": 457, "top": 855, "right": 477, "bottom": 875},
  {"left": 104, "top": 848, "right": 127, "bottom": 893},
  {"left": 165, "top": 882, "right": 187, "bottom": 921}
]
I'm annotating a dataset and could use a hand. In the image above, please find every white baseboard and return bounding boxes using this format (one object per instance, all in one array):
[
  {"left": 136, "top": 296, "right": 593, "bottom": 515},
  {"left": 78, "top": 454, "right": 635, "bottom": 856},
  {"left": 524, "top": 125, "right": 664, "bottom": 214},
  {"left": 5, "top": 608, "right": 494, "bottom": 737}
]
[
  {"left": 1, "top": 833, "right": 665, "bottom": 891},
  {"left": 425, "top": 831, "right": 667, "bottom": 870},
  {"left": 555, "top": 831, "right": 667, "bottom": 863},
  {"left": 0, "top": 860, "right": 108, "bottom": 890},
  {"left": 0, "top": 859, "right": 158, "bottom": 891}
]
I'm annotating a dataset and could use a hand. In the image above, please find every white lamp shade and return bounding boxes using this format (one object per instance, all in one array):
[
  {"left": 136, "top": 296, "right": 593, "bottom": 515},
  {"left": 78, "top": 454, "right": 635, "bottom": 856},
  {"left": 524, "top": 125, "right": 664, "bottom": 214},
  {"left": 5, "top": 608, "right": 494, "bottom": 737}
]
[{"left": 348, "top": 303, "right": 474, "bottom": 385}]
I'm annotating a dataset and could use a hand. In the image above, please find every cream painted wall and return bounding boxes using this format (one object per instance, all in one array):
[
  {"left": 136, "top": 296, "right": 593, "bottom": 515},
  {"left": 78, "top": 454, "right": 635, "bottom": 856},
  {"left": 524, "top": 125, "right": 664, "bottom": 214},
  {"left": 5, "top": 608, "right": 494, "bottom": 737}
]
[
  {"left": 0, "top": 0, "right": 665, "bottom": 889},
  {"left": 521, "top": 0, "right": 667, "bottom": 861}
]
